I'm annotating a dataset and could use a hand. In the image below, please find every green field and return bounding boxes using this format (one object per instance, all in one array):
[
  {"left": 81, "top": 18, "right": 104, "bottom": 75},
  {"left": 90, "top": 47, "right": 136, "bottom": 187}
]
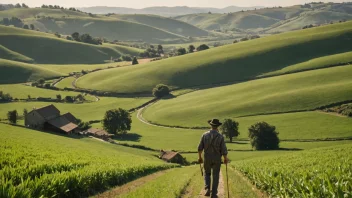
[
  {"left": 143, "top": 66, "right": 352, "bottom": 127},
  {"left": 234, "top": 144, "right": 352, "bottom": 197},
  {"left": 55, "top": 77, "right": 75, "bottom": 89},
  {"left": 0, "top": 59, "right": 64, "bottom": 84},
  {"left": 0, "top": 25, "right": 141, "bottom": 64},
  {"left": 38, "top": 62, "right": 130, "bottom": 74},
  {"left": 111, "top": 14, "right": 209, "bottom": 37},
  {"left": 76, "top": 21, "right": 352, "bottom": 93},
  {"left": 0, "top": 123, "right": 175, "bottom": 197}
]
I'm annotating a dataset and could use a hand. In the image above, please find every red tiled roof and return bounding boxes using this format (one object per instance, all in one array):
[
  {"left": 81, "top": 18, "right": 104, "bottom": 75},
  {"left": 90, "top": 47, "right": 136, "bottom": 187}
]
[
  {"left": 48, "top": 116, "right": 78, "bottom": 133},
  {"left": 160, "top": 151, "right": 179, "bottom": 161},
  {"left": 34, "top": 104, "right": 60, "bottom": 120}
]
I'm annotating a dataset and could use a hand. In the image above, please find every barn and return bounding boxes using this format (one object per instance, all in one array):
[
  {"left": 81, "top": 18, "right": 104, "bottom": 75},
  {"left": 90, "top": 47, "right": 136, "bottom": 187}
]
[
  {"left": 159, "top": 150, "right": 186, "bottom": 164},
  {"left": 25, "top": 104, "right": 79, "bottom": 134}
]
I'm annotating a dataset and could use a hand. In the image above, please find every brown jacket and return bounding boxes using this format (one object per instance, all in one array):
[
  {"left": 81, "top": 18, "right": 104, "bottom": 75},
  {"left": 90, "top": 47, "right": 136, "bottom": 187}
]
[{"left": 198, "top": 130, "right": 228, "bottom": 160}]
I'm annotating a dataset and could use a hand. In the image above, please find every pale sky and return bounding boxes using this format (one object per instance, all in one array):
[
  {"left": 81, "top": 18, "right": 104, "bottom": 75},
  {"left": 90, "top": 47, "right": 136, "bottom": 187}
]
[{"left": 0, "top": 0, "right": 350, "bottom": 9}]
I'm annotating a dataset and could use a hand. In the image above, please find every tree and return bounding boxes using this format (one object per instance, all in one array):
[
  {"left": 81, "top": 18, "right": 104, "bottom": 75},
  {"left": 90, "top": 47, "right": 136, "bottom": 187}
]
[
  {"left": 71, "top": 32, "right": 80, "bottom": 41},
  {"left": 7, "top": 110, "right": 18, "bottom": 124},
  {"left": 30, "top": 24, "right": 35, "bottom": 30},
  {"left": 220, "top": 119, "right": 239, "bottom": 142},
  {"left": 15, "top": 3, "right": 21, "bottom": 8},
  {"left": 38, "top": 79, "right": 45, "bottom": 85},
  {"left": 157, "top": 44, "right": 164, "bottom": 54},
  {"left": 197, "top": 44, "right": 209, "bottom": 51},
  {"left": 22, "top": 3, "right": 29, "bottom": 8},
  {"left": 177, "top": 48, "right": 187, "bottom": 55},
  {"left": 188, "top": 45, "right": 195, "bottom": 53},
  {"left": 248, "top": 122, "right": 280, "bottom": 150},
  {"left": 152, "top": 84, "right": 170, "bottom": 98},
  {"left": 23, "top": 24, "right": 29, "bottom": 29},
  {"left": 2, "top": 18, "right": 10, "bottom": 26},
  {"left": 132, "top": 57, "right": 139, "bottom": 65},
  {"left": 54, "top": 32, "right": 61, "bottom": 38},
  {"left": 23, "top": 109, "right": 28, "bottom": 117},
  {"left": 102, "top": 108, "right": 132, "bottom": 135},
  {"left": 56, "top": 94, "right": 62, "bottom": 101},
  {"left": 122, "top": 55, "right": 132, "bottom": 61},
  {"left": 44, "top": 83, "right": 51, "bottom": 88},
  {"left": 75, "top": 94, "right": 85, "bottom": 101},
  {"left": 64, "top": 96, "right": 75, "bottom": 103}
]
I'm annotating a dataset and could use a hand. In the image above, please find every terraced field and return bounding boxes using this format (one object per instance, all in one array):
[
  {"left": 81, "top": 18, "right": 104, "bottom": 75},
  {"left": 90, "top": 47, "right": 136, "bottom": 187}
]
[{"left": 76, "top": 21, "right": 352, "bottom": 93}]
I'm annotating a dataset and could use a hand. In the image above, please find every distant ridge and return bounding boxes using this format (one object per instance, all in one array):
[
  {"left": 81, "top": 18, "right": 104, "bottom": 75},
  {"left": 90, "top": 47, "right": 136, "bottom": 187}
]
[{"left": 79, "top": 6, "right": 265, "bottom": 16}]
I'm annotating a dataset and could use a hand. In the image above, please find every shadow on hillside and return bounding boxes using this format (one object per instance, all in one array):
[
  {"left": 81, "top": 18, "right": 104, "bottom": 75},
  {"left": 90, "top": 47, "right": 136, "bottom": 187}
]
[
  {"left": 228, "top": 147, "right": 303, "bottom": 152},
  {"left": 278, "top": 147, "right": 303, "bottom": 151},
  {"left": 227, "top": 141, "right": 249, "bottom": 145},
  {"left": 161, "top": 94, "right": 176, "bottom": 100},
  {"left": 112, "top": 133, "right": 142, "bottom": 142}
]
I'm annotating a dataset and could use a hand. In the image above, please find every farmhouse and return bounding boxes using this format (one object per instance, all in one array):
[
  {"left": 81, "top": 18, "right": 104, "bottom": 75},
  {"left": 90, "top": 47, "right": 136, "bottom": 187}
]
[
  {"left": 25, "top": 104, "right": 79, "bottom": 134},
  {"left": 159, "top": 150, "right": 185, "bottom": 164}
]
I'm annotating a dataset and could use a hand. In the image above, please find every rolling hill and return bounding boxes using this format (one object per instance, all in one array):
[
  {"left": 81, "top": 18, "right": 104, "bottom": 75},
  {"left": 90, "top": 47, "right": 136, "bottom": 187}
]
[
  {"left": 0, "top": 59, "right": 64, "bottom": 84},
  {"left": 76, "top": 21, "right": 352, "bottom": 94},
  {"left": 110, "top": 14, "right": 209, "bottom": 37},
  {"left": 175, "top": 3, "right": 352, "bottom": 33},
  {"left": 0, "top": 25, "right": 142, "bottom": 64},
  {"left": 143, "top": 65, "right": 352, "bottom": 127}
]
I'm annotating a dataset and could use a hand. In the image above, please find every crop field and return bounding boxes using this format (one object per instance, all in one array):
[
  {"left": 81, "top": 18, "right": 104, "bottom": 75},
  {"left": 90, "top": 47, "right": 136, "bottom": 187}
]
[
  {"left": 0, "top": 123, "right": 176, "bottom": 197},
  {"left": 233, "top": 144, "right": 352, "bottom": 197},
  {"left": 143, "top": 66, "right": 352, "bottom": 127},
  {"left": 55, "top": 77, "right": 76, "bottom": 89},
  {"left": 76, "top": 21, "right": 352, "bottom": 93}
]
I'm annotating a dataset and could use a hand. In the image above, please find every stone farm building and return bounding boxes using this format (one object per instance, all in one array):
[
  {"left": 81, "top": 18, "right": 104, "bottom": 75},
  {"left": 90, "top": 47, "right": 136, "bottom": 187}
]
[
  {"left": 159, "top": 150, "right": 185, "bottom": 164},
  {"left": 25, "top": 104, "right": 79, "bottom": 134}
]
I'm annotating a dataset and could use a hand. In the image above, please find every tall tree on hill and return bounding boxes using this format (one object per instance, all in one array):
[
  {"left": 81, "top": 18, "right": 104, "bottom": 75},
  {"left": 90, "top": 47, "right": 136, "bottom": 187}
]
[
  {"left": 220, "top": 119, "right": 239, "bottom": 142},
  {"left": 102, "top": 108, "right": 132, "bottom": 135},
  {"left": 157, "top": 45, "right": 164, "bottom": 54},
  {"left": 15, "top": 3, "right": 21, "bottom": 8},
  {"left": 188, "top": 45, "right": 195, "bottom": 53},
  {"left": 22, "top": 3, "right": 29, "bottom": 8},
  {"left": 7, "top": 110, "right": 18, "bottom": 124},
  {"left": 71, "top": 32, "right": 80, "bottom": 41},
  {"left": 30, "top": 24, "right": 35, "bottom": 30}
]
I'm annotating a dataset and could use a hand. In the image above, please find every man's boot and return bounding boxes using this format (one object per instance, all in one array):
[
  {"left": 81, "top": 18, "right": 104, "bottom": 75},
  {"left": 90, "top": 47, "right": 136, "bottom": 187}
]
[{"left": 204, "top": 188, "right": 211, "bottom": 196}]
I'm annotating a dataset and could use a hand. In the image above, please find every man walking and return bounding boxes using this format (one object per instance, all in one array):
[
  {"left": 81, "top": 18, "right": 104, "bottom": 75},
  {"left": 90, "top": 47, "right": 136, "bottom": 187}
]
[{"left": 198, "top": 119, "right": 229, "bottom": 197}]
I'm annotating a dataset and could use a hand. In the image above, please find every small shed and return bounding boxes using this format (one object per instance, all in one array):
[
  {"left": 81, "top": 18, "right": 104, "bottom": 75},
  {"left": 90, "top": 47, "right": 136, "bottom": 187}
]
[
  {"left": 159, "top": 150, "right": 186, "bottom": 164},
  {"left": 85, "top": 128, "right": 114, "bottom": 140}
]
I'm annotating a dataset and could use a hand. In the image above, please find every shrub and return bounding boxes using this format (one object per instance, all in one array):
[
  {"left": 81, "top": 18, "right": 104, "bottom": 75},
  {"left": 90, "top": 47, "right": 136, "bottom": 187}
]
[
  {"left": 23, "top": 24, "right": 29, "bottom": 29},
  {"left": 0, "top": 91, "right": 12, "bottom": 102},
  {"left": 248, "top": 122, "right": 280, "bottom": 150},
  {"left": 44, "top": 83, "right": 51, "bottom": 88},
  {"left": 7, "top": 110, "right": 18, "bottom": 124},
  {"left": 102, "top": 108, "right": 132, "bottom": 135},
  {"left": 152, "top": 84, "right": 170, "bottom": 98},
  {"left": 56, "top": 94, "right": 62, "bottom": 101},
  {"left": 122, "top": 55, "right": 132, "bottom": 61},
  {"left": 188, "top": 45, "right": 195, "bottom": 53},
  {"left": 64, "top": 96, "right": 75, "bottom": 103},
  {"left": 240, "top": 37, "right": 249, "bottom": 41},
  {"left": 220, "top": 119, "right": 239, "bottom": 142},
  {"left": 132, "top": 57, "right": 139, "bottom": 65},
  {"left": 197, "top": 44, "right": 209, "bottom": 51},
  {"left": 177, "top": 48, "right": 187, "bottom": 55},
  {"left": 54, "top": 32, "right": 61, "bottom": 38}
]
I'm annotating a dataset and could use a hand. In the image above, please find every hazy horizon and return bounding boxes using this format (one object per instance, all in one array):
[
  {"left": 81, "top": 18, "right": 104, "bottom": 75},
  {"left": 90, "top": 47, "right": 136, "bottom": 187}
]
[{"left": 0, "top": 0, "right": 350, "bottom": 9}]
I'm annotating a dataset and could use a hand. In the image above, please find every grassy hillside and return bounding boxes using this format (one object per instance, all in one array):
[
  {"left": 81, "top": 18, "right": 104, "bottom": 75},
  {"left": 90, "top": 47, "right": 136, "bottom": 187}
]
[
  {"left": 0, "top": 123, "right": 174, "bottom": 197},
  {"left": 0, "top": 44, "right": 33, "bottom": 63},
  {"left": 76, "top": 21, "right": 352, "bottom": 93},
  {"left": 111, "top": 14, "right": 209, "bottom": 37},
  {"left": 0, "top": 8, "right": 87, "bottom": 19},
  {"left": 0, "top": 59, "right": 64, "bottom": 84},
  {"left": 143, "top": 66, "right": 352, "bottom": 127},
  {"left": 0, "top": 25, "right": 141, "bottom": 64}
]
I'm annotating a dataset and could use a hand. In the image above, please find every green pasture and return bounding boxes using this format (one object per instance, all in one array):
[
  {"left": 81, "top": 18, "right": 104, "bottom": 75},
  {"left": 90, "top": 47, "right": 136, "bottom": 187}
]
[
  {"left": 90, "top": 110, "right": 352, "bottom": 152},
  {"left": 38, "top": 62, "right": 130, "bottom": 74},
  {"left": 0, "top": 59, "right": 64, "bottom": 84},
  {"left": 143, "top": 66, "right": 352, "bottom": 127},
  {"left": 0, "top": 97, "right": 152, "bottom": 122},
  {"left": 55, "top": 77, "right": 75, "bottom": 89},
  {"left": 0, "top": 44, "right": 33, "bottom": 63},
  {"left": 0, "top": 84, "right": 94, "bottom": 100},
  {"left": 111, "top": 14, "right": 208, "bottom": 37},
  {"left": 0, "top": 8, "right": 87, "bottom": 19},
  {"left": 0, "top": 123, "right": 174, "bottom": 197},
  {"left": 77, "top": 21, "right": 352, "bottom": 93},
  {"left": 234, "top": 144, "right": 352, "bottom": 197}
]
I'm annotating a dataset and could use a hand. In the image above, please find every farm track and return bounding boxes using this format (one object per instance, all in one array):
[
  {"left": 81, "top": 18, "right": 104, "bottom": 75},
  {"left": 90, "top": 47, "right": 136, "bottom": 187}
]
[{"left": 94, "top": 169, "right": 172, "bottom": 198}]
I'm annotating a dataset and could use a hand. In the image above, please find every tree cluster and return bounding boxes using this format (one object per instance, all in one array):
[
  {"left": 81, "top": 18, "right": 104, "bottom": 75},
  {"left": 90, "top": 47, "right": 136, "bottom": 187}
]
[
  {"left": 0, "top": 91, "right": 13, "bottom": 102},
  {"left": 102, "top": 108, "right": 132, "bottom": 135},
  {"left": 0, "top": 17, "right": 23, "bottom": 27},
  {"left": 71, "top": 32, "right": 102, "bottom": 45},
  {"left": 139, "top": 45, "right": 163, "bottom": 58},
  {"left": 41, "top": 5, "right": 64, "bottom": 9}
]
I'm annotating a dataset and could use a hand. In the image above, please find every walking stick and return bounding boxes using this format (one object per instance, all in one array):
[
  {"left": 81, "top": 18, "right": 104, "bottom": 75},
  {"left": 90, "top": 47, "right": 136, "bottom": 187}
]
[
  {"left": 199, "top": 163, "right": 203, "bottom": 176},
  {"left": 226, "top": 163, "right": 230, "bottom": 198}
]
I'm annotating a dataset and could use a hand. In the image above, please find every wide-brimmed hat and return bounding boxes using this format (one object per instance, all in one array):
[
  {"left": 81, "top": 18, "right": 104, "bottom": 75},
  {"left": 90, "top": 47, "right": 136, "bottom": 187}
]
[{"left": 208, "top": 119, "right": 222, "bottom": 126}]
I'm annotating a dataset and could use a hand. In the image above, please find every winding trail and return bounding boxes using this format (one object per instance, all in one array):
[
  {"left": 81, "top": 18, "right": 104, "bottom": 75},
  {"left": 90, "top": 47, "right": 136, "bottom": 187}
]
[{"left": 197, "top": 171, "right": 225, "bottom": 198}]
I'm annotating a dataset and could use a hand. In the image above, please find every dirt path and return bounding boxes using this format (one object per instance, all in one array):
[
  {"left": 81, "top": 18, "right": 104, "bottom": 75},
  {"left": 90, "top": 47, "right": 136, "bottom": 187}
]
[
  {"left": 198, "top": 171, "right": 225, "bottom": 198},
  {"left": 94, "top": 169, "right": 171, "bottom": 198}
]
